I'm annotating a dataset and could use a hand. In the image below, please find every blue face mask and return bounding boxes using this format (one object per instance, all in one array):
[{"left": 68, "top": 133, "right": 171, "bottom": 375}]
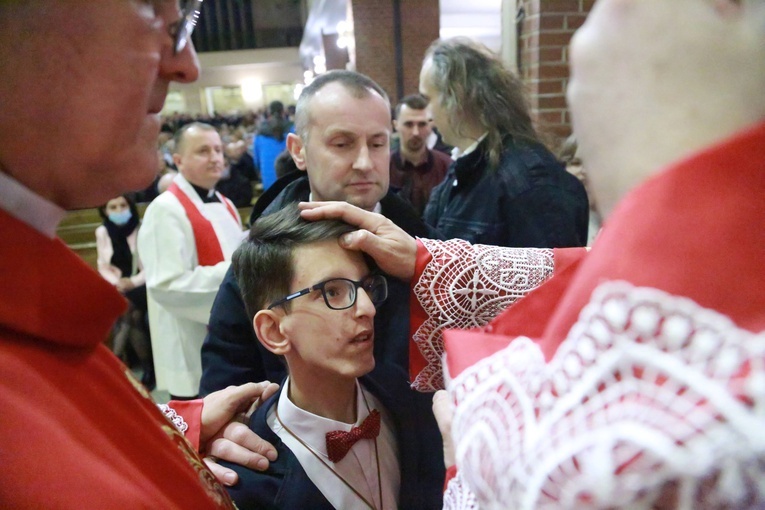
[{"left": 108, "top": 210, "right": 133, "bottom": 226}]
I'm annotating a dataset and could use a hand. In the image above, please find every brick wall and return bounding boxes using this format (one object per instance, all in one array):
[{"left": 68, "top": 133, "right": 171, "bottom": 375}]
[
  {"left": 519, "top": 0, "right": 594, "bottom": 142},
  {"left": 351, "top": 0, "right": 440, "bottom": 102}
]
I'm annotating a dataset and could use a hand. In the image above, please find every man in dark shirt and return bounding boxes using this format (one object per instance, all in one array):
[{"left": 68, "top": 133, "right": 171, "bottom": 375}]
[{"left": 389, "top": 94, "right": 452, "bottom": 216}]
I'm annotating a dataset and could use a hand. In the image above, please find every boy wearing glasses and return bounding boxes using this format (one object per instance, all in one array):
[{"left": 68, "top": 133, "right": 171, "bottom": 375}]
[{"left": 221, "top": 204, "right": 433, "bottom": 509}]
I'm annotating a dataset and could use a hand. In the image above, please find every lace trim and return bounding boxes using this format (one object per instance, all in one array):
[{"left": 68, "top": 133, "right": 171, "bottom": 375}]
[
  {"left": 448, "top": 281, "right": 765, "bottom": 509},
  {"left": 443, "top": 470, "right": 480, "bottom": 510},
  {"left": 158, "top": 403, "right": 189, "bottom": 434},
  {"left": 412, "top": 238, "right": 554, "bottom": 391}
]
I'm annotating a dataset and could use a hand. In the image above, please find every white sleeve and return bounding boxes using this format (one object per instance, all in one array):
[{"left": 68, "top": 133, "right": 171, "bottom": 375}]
[
  {"left": 95, "top": 225, "right": 121, "bottom": 285},
  {"left": 137, "top": 196, "right": 229, "bottom": 324}
]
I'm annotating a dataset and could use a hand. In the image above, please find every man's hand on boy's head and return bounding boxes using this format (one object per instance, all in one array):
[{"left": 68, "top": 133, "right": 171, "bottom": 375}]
[
  {"left": 200, "top": 381, "right": 280, "bottom": 485},
  {"left": 299, "top": 201, "right": 418, "bottom": 281}
]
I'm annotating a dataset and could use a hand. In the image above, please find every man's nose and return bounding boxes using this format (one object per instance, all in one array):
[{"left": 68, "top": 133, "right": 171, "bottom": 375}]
[
  {"left": 353, "top": 144, "right": 373, "bottom": 171},
  {"left": 159, "top": 38, "right": 200, "bottom": 84}
]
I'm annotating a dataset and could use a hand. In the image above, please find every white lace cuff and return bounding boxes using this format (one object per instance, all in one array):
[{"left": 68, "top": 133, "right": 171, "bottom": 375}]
[
  {"left": 411, "top": 238, "right": 554, "bottom": 391},
  {"left": 443, "top": 470, "right": 480, "bottom": 510},
  {"left": 157, "top": 403, "right": 189, "bottom": 434}
]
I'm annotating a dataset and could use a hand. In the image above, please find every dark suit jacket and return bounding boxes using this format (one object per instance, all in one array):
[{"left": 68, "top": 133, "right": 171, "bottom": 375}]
[{"left": 220, "top": 364, "right": 442, "bottom": 509}]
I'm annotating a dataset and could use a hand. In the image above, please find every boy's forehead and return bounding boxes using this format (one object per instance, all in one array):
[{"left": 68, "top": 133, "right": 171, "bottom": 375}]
[{"left": 291, "top": 241, "right": 366, "bottom": 282}]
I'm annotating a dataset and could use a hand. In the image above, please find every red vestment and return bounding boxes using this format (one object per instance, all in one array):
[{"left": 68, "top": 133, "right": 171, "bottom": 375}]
[
  {"left": 0, "top": 210, "right": 233, "bottom": 508},
  {"left": 409, "top": 121, "right": 765, "bottom": 509}
]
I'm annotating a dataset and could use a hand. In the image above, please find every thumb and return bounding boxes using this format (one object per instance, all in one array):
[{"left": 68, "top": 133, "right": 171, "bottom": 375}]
[
  {"left": 339, "top": 230, "right": 377, "bottom": 253},
  {"left": 228, "top": 381, "right": 278, "bottom": 411},
  {"left": 432, "top": 390, "right": 456, "bottom": 468},
  {"left": 432, "top": 390, "right": 454, "bottom": 432}
]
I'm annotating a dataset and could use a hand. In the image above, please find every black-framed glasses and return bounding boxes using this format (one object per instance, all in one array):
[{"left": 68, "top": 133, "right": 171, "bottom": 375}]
[
  {"left": 268, "top": 274, "right": 388, "bottom": 311},
  {"left": 169, "top": 0, "right": 203, "bottom": 54}
]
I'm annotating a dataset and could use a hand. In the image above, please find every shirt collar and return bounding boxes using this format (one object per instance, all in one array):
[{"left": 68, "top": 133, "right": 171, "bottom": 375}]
[
  {"left": 0, "top": 171, "right": 66, "bottom": 239},
  {"left": 189, "top": 181, "right": 219, "bottom": 203},
  {"left": 275, "top": 377, "right": 373, "bottom": 457},
  {"left": 452, "top": 132, "right": 488, "bottom": 160}
]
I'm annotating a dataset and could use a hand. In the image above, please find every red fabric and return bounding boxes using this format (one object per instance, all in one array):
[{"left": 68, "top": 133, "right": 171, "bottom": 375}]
[
  {"left": 444, "top": 465, "right": 458, "bottom": 491},
  {"left": 167, "top": 182, "right": 237, "bottom": 267},
  {"left": 325, "top": 409, "right": 381, "bottom": 463},
  {"left": 168, "top": 398, "right": 205, "bottom": 451},
  {"left": 444, "top": 119, "right": 765, "bottom": 379},
  {"left": 0, "top": 210, "right": 233, "bottom": 508}
]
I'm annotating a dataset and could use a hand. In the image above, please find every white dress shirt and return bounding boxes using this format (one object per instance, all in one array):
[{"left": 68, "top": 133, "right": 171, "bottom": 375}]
[
  {"left": 0, "top": 171, "right": 65, "bottom": 238},
  {"left": 269, "top": 377, "right": 400, "bottom": 510}
]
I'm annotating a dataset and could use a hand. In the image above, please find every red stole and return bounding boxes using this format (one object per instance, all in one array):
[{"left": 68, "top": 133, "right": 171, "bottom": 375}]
[{"left": 167, "top": 183, "right": 238, "bottom": 267}]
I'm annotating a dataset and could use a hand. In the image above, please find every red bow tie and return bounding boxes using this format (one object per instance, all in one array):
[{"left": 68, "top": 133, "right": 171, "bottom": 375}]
[{"left": 325, "top": 409, "right": 381, "bottom": 463}]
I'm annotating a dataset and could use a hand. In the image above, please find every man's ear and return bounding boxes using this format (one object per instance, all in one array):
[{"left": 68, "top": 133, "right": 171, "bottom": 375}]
[
  {"left": 172, "top": 152, "right": 183, "bottom": 169},
  {"left": 254, "top": 310, "right": 291, "bottom": 356},
  {"left": 392, "top": 118, "right": 399, "bottom": 132},
  {"left": 286, "top": 133, "right": 308, "bottom": 171}
]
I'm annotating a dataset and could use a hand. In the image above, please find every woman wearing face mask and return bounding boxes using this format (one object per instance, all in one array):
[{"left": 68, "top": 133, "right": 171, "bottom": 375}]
[{"left": 96, "top": 194, "right": 155, "bottom": 390}]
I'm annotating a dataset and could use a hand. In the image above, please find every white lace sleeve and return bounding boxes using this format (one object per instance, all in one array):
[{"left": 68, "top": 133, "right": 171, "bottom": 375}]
[
  {"left": 443, "top": 470, "right": 480, "bottom": 510},
  {"left": 448, "top": 281, "right": 765, "bottom": 509},
  {"left": 411, "top": 238, "right": 554, "bottom": 391},
  {"left": 157, "top": 403, "right": 189, "bottom": 434}
]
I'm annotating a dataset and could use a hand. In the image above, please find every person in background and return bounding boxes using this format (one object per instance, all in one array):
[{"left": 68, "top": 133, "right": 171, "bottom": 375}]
[
  {"left": 139, "top": 122, "right": 244, "bottom": 401},
  {"left": 253, "top": 100, "right": 293, "bottom": 191},
  {"left": 217, "top": 140, "right": 255, "bottom": 208},
  {"left": 96, "top": 193, "right": 155, "bottom": 389},
  {"left": 389, "top": 94, "right": 452, "bottom": 217},
  {"left": 420, "top": 37, "right": 589, "bottom": 248},
  {"left": 1, "top": 1, "right": 281, "bottom": 507},
  {"left": 302, "top": 0, "right": 765, "bottom": 507}
]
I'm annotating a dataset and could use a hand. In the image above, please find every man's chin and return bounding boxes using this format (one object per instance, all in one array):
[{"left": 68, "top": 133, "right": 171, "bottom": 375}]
[
  {"left": 347, "top": 194, "right": 385, "bottom": 212},
  {"left": 406, "top": 141, "right": 424, "bottom": 152}
]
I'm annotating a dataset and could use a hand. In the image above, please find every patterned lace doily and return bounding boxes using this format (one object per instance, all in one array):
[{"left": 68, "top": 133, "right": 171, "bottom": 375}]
[
  {"left": 447, "top": 281, "right": 765, "bottom": 509},
  {"left": 412, "top": 239, "right": 554, "bottom": 391}
]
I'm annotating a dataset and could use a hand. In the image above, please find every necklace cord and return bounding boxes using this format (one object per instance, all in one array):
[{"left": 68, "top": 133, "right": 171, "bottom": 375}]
[{"left": 274, "top": 393, "right": 384, "bottom": 510}]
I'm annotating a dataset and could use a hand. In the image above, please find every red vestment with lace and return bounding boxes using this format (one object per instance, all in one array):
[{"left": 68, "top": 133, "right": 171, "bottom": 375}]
[{"left": 408, "top": 121, "right": 765, "bottom": 509}]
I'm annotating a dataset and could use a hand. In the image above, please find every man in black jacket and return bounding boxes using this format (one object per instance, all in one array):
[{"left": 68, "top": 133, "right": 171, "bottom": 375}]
[{"left": 200, "top": 70, "right": 444, "bottom": 508}]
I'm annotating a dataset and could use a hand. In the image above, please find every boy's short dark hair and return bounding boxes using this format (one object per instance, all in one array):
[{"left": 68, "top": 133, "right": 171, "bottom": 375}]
[{"left": 232, "top": 203, "right": 358, "bottom": 320}]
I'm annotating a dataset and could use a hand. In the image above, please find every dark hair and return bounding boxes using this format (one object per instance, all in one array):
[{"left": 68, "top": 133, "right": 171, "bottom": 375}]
[
  {"left": 424, "top": 38, "right": 540, "bottom": 169},
  {"left": 394, "top": 94, "right": 429, "bottom": 119},
  {"left": 274, "top": 149, "right": 300, "bottom": 180},
  {"left": 294, "top": 70, "right": 390, "bottom": 141},
  {"left": 173, "top": 121, "right": 217, "bottom": 155},
  {"left": 97, "top": 193, "right": 139, "bottom": 223},
  {"left": 233, "top": 203, "right": 358, "bottom": 320},
  {"left": 269, "top": 100, "right": 285, "bottom": 116}
]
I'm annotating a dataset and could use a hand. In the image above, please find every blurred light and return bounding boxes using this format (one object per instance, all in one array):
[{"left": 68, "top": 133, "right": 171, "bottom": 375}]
[
  {"left": 294, "top": 84, "right": 305, "bottom": 101},
  {"left": 241, "top": 78, "right": 262, "bottom": 104}
]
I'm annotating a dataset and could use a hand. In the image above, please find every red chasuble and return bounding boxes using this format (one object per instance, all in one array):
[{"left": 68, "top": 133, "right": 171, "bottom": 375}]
[{"left": 0, "top": 210, "right": 234, "bottom": 508}]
